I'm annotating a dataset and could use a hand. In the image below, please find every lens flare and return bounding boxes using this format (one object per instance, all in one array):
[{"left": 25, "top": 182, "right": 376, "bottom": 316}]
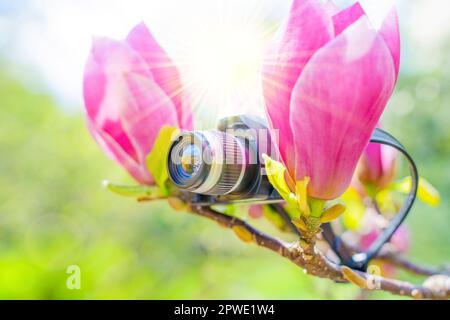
[
  {"left": 171, "top": 3, "right": 275, "bottom": 125},
  {"left": 185, "top": 25, "right": 265, "bottom": 99}
]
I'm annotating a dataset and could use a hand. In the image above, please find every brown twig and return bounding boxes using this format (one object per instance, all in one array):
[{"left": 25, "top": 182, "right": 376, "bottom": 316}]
[
  {"left": 377, "top": 249, "right": 450, "bottom": 277},
  {"left": 188, "top": 205, "right": 450, "bottom": 300},
  {"left": 270, "top": 204, "right": 450, "bottom": 279},
  {"left": 332, "top": 238, "right": 450, "bottom": 277}
]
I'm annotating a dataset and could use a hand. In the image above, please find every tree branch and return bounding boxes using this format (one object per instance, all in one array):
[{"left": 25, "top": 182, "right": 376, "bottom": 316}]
[
  {"left": 269, "top": 204, "right": 450, "bottom": 279},
  {"left": 188, "top": 205, "right": 450, "bottom": 300},
  {"left": 377, "top": 249, "right": 450, "bottom": 277},
  {"left": 327, "top": 236, "right": 450, "bottom": 278}
]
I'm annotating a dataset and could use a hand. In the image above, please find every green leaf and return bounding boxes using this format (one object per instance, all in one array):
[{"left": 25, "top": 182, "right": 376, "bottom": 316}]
[
  {"left": 103, "top": 180, "right": 162, "bottom": 198},
  {"left": 146, "top": 126, "right": 179, "bottom": 191},
  {"left": 262, "top": 154, "right": 296, "bottom": 205},
  {"left": 232, "top": 226, "right": 254, "bottom": 243},
  {"left": 262, "top": 205, "right": 286, "bottom": 230},
  {"left": 309, "top": 198, "right": 325, "bottom": 218},
  {"left": 291, "top": 217, "right": 308, "bottom": 232},
  {"left": 320, "top": 203, "right": 346, "bottom": 223},
  {"left": 295, "top": 178, "right": 311, "bottom": 216},
  {"left": 417, "top": 178, "right": 441, "bottom": 207},
  {"left": 284, "top": 202, "right": 301, "bottom": 219},
  {"left": 394, "top": 176, "right": 441, "bottom": 207},
  {"left": 224, "top": 204, "right": 237, "bottom": 216},
  {"left": 342, "top": 266, "right": 367, "bottom": 289}
]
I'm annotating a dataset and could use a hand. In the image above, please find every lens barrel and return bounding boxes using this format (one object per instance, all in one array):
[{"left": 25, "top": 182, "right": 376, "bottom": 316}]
[{"left": 167, "top": 131, "right": 250, "bottom": 196}]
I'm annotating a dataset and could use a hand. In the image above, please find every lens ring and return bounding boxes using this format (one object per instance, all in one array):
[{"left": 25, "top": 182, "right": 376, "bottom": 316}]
[
  {"left": 167, "top": 132, "right": 211, "bottom": 190},
  {"left": 196, "top": 132, "right": 245, "bottom": 195},
  {"left": 167, "top": 131, "right": 249, "bottom": 196}
]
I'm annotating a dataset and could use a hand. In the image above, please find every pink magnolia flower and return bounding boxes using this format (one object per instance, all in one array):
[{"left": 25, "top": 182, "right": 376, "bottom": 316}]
[
  {"left": 360, "top": 224, "right": 410, "bottom": 254},
  {"left": 84, "top": 23, "right": 193, "bottom": 185},
  {"left": 263, "top": 0, "right": 400, "bottom": 200},
  {"left": 359, "top": 222, "right": 410, "bottom": 277},
  {"left": 248, "top": 205, "right": 264, "bottom": 219},
  {"left": 360, "top": 223, "right": 410, "bottom": 277},
  {"left": 358, "top": 141, "right": 397, "bottom": 190}
]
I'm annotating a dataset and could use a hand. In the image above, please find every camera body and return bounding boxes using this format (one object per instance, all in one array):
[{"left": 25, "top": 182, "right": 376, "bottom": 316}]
[{"left": 167, "top": 115, "right": 282, "bottom": 205}]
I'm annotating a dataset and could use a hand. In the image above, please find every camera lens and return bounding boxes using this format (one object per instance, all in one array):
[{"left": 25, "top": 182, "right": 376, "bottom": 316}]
[
  {"left": 178, "top": 144, "right": 202, "bottom": 177},
  {"left": 168, "top": 132, "right": 206, "bottom": 189},
  {"left": 167, "top": 131, "right": 251, "bottom": 195}
]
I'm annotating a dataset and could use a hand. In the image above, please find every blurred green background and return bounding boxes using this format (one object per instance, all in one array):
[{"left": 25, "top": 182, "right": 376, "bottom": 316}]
[{"left": 0, "top": 0, "right": 449, "bottom": 299}]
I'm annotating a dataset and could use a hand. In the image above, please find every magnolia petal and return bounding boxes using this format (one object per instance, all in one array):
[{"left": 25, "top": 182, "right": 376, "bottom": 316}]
[
  {"left": 83, "top": 48, "right": 106, "bottom": 120},
  {"left": 85, "top": 37, "right": 158, "bottom": 161},
  {"left": 248, "top": 205, "right": 264, "bottom": 219},
  {"left": 323, "top": 1, "right": 340, "bottom": 17},
  {"left": 360, "top": 229, "right": 378, "bottom": 251},
  {"left": 361, "top": 225, "right": 410, "bottom": 254},
  {"left": 85, "top": 37, "right": 179, "bottom": 167},
  {"left": 262, "top": 0, "right": 334, "bottom": 176},
  {"left": 87, "top": 118, "right": 153, "bottom": 184},
  {"left": 332, "top": 2, "right": 365, "bottom": 36},
  {"left": 362, "top": 143, "right": 383, "bottom": 181},
  {"left": 290, "top": 17, "right": 396, "bottom": 199},
  {"left": 126, "top": 23, "right": 193, "bottom": 130},
  {"left": 390, "top": 225, "right": 410, "bottom": 253},
  {"left": 379, "top": 7, "right": 401, "bottom": 78},
  {"left": 121, "top": 72, "right": 179, "bottom": 163},
  {"left": 83, "top": 38, "right": 138, "bottom": 161},
  {"left": 359, "top": 142, "right": 397, "bottom": 189}
]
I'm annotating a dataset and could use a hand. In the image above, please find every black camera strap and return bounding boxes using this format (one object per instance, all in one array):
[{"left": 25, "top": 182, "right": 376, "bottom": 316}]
[{"left": 323, "top": 128, "right": 419, "bottom": 271}]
